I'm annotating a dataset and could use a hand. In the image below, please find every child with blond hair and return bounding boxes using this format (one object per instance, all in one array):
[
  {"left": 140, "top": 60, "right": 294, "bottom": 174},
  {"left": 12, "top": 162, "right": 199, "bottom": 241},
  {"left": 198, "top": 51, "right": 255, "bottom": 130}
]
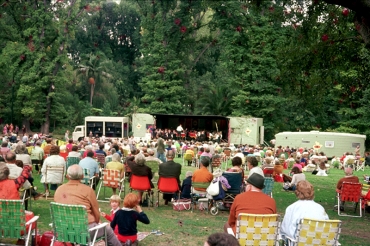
[{"left": 100, "top": 195, "right": 121, "bottom": 236}]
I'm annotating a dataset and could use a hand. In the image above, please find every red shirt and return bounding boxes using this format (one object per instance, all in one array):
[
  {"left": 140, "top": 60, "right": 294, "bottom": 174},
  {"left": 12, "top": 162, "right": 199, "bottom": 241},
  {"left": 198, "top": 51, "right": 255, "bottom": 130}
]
[{"left": 228, "top": 191, "right": 276, "bottom": 234}]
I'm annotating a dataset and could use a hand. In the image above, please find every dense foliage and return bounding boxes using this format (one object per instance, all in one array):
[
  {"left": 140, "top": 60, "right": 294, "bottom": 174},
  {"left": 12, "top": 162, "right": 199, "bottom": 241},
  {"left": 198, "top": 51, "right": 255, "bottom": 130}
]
[{"left": 1, "top": 0, "right": 370, "bottom": 143}]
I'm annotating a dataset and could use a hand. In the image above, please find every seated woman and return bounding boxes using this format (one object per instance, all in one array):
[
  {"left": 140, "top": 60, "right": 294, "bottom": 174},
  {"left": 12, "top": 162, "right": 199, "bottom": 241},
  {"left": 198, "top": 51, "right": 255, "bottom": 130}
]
[
  {"left": 111, "top": 193, "right": 150, "bottom": 245},
  {"left": 127, "top": 153, "right": 153, "bottom": 203},
  {"left": 316, "top": 161, "right": 328, "bottom": 176},
  {"left": 280, "top": 180, "right": 329, "bottom": 241},
  {"left": 192, "top": 158, "right": 213, "bottom": 194},
  {"left": 262, "top": 158, "right": 274, "bottom": 177},
  {"left": 283, "top": 166, "right": 305, "bottom": 191},
  {"left": 273, "top": 159, "right": 284, "bottom": 182},
  {"left": 227, "top": 156, "right": 245, "bottom": 181},
  {"left": 105, "top": 153, "right": 125, "bottom": 195},
  {"left": 0, "top": 162, "right": 31, "bottom": 199},
  {"left": 41, "top": 145, "right": 66, "bottom": 196}
]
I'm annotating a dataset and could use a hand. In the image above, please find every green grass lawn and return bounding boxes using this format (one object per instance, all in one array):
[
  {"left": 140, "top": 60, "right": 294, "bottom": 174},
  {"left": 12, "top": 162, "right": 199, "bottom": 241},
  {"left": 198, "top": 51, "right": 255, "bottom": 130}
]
[{"left": 3, "top": 158, "right": 370, "bottom": 245}]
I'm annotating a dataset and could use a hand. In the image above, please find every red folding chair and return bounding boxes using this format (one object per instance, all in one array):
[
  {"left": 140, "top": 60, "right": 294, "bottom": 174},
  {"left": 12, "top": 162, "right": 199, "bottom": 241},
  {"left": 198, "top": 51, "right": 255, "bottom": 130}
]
[
  {"left": 129, "top": 175, "right": 153, "bottom": 207},
  {"left": 157, "top": 177, "right": 180, "bottom": 207},
  {"left": 337, "top": 182, "right": 362, "bottom": 217}
]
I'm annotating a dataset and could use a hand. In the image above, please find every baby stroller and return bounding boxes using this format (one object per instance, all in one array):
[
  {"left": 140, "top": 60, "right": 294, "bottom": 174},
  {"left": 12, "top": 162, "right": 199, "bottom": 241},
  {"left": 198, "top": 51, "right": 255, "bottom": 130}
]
[{"left": 209, "top": 171, "right": 243, "bottom": 215}]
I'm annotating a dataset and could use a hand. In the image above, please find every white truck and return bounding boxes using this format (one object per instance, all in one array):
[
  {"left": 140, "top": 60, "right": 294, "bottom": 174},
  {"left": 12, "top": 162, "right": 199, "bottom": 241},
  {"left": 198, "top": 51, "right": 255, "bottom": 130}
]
[{"left": 72, "top": 116, "right": 130, "bottom": 141}]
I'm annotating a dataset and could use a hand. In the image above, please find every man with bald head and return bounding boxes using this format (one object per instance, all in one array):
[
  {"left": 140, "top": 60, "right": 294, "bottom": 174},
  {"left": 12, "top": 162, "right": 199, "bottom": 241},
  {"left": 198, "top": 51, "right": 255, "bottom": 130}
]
[
  {"left": 336, "top": 167, "right": 359, "bottom": 192},
  {"left": 54, "top": 165, "right": 121, "bottom": 246},
  {"left": 158, "top": 150, "right": 182, "bottom": 205}
]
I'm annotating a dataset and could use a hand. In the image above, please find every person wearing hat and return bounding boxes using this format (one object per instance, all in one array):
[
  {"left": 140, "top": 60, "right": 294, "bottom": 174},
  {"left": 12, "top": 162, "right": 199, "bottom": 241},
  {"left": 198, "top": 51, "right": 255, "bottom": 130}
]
[{"left": 224, "top": 173, "right": 276, "bottom": 235}]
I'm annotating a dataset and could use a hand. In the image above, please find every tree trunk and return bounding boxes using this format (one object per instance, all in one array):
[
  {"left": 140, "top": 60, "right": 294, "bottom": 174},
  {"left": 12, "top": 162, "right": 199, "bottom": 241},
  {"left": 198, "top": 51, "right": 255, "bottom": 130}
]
[
  {"left": 22, "top": 118, "right": 31, "bottom": 135},
  {"left": 323, "top": 0, "right": 370, "bottom": 45}
]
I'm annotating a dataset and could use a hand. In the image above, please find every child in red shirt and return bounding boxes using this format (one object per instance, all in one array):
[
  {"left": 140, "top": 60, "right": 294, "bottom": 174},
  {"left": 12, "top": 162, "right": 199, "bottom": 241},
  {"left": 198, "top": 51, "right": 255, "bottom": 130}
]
[{"left": 100, "top": 195, "right": 121, "bottom": 236}]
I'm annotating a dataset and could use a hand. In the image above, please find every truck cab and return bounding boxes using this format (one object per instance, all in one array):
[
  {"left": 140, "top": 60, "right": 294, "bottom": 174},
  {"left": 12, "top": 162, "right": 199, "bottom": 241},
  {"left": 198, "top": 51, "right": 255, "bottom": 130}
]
[{"left": 72, "top": 125, "right": 85, "bottom": 142}]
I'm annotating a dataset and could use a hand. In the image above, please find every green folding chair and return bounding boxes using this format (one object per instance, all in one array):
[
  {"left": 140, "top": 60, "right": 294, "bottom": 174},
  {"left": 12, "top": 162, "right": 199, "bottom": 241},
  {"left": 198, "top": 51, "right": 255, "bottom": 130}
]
[
  {"left": 81, "top": 168, "right": 96, "bottom": 188},
  {"left": 66, "top": 157, "right": 81, "bottom": 169},
  {"left": 50, "top": 202, "right": 108, "bottom": 246},
  {"left": 0, "top": 199, "right": 39, "bottom": 246},
  {"left": 262, "top": 177, "right": 274, "bottom": 198}
]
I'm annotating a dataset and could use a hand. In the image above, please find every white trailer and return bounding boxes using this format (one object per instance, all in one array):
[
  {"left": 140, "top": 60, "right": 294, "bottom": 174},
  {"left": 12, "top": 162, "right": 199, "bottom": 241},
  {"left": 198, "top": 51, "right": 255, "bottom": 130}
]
[
  {"left": 72, "top": 116, "right": 129, "bottom": 141},
  {"left": 275, "top": 131, "right": 366, "bottom": 157}
]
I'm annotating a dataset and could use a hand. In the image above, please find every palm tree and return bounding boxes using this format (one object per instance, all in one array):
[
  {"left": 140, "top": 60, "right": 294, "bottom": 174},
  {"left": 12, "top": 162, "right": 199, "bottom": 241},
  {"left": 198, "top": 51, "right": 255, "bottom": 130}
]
[
  {"left": 195, "top": 84, "right": 235, "bottom": 116},
  {"left": 76, "top": 53, "right": 112, "bottom": 106}
]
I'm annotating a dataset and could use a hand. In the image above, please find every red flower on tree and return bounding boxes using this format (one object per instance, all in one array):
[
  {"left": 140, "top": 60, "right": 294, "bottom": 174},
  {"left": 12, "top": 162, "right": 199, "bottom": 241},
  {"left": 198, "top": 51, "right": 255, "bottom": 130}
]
[
  {"left": 321, "top": 34, "right": 328, "bottom": 42},
  {"left": 236, "top": 26, "right": 242, "bottom": 32},
  {"left": 180, "top": 26, "right": 187, "bottom": 33},
  {"left": 342, "top": 8, "right": 349, "bottom": 17},
  {"left": 174, "top": 18, "right": 181, "bottom": 25},
  {"left": 158, "top": 66, "right": 165, "bottom": 74}
]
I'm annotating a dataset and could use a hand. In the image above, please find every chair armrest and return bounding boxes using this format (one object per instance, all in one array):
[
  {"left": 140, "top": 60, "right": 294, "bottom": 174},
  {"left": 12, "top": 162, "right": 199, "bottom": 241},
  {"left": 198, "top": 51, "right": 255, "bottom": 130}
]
[
  {"left": 90, "top": 176, "right": 96, "bottom": 181},
  {"left": 25, "top": 216, "right": 39, "bottom": 225},
  {"left": 88, "top": 222, "right": 108, "bottom": 232},
  {"left": 227, "top": 228, "right": 235, "bottom": 237}
]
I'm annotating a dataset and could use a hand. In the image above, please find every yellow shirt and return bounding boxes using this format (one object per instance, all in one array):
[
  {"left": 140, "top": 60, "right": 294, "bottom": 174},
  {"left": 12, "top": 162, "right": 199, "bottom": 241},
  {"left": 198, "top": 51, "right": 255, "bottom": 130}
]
[{"left": 106, "top": 161, "right": 124, "bottom": 173}]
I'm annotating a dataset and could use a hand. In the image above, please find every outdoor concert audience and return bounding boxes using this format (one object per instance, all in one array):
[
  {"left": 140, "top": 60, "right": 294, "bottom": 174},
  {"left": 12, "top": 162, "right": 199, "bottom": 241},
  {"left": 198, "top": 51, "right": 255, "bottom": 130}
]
[
  {"left": 283, "top": 166, "right": 305, "bottom": 191},
  {"left": 0, "top": 161, "right": 31, "bottom": 199},
  {"left": 79, "top": 150, "right": 100, "bottom": 190},
  {"left": 181, "top": 171, "right": 193, "bottom": 199},
  {"left": 280, "top": 180, "right": 329, "bottom": 241},
  {"left": 336, "top": 167, "right": 359, "bottom": 191}
]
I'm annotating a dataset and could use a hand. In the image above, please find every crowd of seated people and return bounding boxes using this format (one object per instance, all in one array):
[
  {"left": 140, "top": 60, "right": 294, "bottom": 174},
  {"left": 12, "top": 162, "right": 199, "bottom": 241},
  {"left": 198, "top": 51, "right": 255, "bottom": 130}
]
[{"left": 2, "top": 129, "right": 370, "bottom": 245}]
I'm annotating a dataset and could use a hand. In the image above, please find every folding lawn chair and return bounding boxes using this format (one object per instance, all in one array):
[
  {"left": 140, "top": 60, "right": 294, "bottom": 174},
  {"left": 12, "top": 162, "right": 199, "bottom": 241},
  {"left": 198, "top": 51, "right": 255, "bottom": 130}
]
[
  {"left": 262, "top": 177, "right": 274, "bottom": 198},
  {"left": 191, "top": 182, "right": 210, "bottom": 212},
  {"left": 44, "top": 165, "right": 65, "bottom": 200},
  {"left": 0, "top": 199, "right": 39, "bottom": 246},
  {"left": 285, "top": 218, "right": 342, "bottom": 246},
  {"left": 227, "top": 213, "right": 280, "bottom": 246},
  {"left": 81, "top": 168, "right": 96, "bottom": 188},
  {"left": 336, "top": 182, "right": 362, "bottom": 217},
  {"left": 50, "top": 202, "right": 108, "bottom": 246},
  {"left": 96, "top": 169, "right": 125, "bottom": 202},
  {"left": 66, "top": 156, "right": 80, "bottom": 169}
]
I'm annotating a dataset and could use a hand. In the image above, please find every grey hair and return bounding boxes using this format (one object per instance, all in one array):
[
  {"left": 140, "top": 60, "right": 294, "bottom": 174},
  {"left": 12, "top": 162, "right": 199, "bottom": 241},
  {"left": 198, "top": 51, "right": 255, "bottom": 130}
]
[
  {"left": 111, "top": 148, "right": 116, "bottom": 154},
  {"left": 0, "top": 162, "right": 10, "bottom": 181},
  {"left": 112, "top": 153, "right": 121, "bottom": 162},
  {"left": 67, "top": 165, "right": 84, "bottom": 180},
  {"left": 135, "top": 153, "right": 146, "bottom": 166},
  {"left": 15, "top": 144, "right": 28, "bottom": 154},
  {"left": 148, "top": 149, "right": 155, "bottom": 156},
  {"left": 85, "top": 145, "right": 93, "bottom": 150},
  {"left": 185, "top": 171, "right": 193, "bottom": 178}
]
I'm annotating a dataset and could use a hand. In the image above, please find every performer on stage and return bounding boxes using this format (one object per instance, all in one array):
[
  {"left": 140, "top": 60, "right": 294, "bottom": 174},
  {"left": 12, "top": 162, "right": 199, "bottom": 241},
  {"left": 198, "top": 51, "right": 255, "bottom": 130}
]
[{"left": 176, "top": 124, "right": 184, "bottom": 140}]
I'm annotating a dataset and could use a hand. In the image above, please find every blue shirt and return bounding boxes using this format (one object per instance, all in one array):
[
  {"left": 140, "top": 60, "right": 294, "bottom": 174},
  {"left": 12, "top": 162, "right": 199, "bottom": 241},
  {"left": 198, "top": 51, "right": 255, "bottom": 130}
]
[{"left": 79, "top": 157, "right": 99, "bottom": 178}]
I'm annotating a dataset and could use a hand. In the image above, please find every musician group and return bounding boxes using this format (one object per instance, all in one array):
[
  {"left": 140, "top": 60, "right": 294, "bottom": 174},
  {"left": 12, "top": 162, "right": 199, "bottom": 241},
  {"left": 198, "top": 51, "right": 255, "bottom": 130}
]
[{"left": 148, "top": 124, "right": 223, "bottom": 142}]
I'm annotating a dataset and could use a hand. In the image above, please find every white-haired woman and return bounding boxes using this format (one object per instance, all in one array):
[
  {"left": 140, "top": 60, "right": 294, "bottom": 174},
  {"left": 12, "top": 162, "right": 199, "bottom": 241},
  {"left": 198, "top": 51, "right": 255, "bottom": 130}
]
[
  {"left": 127, "top": 153, "right": 153, "bottom": 203},
  {"left": 106, "top": 153, "right": 124, "bottom": 195}
]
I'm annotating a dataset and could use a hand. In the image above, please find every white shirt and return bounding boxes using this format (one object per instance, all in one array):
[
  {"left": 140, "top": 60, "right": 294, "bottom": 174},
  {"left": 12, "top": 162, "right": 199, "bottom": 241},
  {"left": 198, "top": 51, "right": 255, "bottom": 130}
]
[
  {"left": 290, "top": 173, "right": 305, "bottom": 186},
  {"left": 281, "top": 200, "right": 329, "bottom": 240},
  {"left": 176, "top": 125, "right": 183, "bottom": 132},
  {"left": 248, "top": 166, "right": 264, "bottom": 177},
  {"left": 41, "top": 155, "right": 66, "bottom": 183}
]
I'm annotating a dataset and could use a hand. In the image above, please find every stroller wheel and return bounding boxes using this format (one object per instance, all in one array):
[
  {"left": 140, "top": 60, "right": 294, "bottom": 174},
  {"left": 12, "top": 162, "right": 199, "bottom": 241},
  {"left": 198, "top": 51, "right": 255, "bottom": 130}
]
[{"left": 210, "top": 206, "right": 219, "bottom": 215}]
